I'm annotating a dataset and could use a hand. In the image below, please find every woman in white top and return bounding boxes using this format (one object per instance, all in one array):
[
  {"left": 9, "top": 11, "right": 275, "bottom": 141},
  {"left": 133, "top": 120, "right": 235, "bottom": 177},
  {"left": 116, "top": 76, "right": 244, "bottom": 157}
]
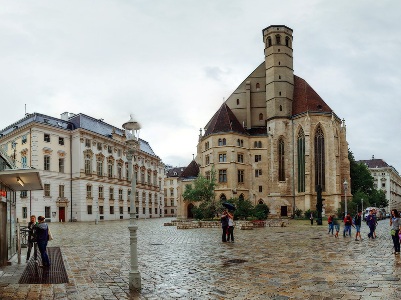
[{"left": 227, "top": 212, "right": 235, "bottom": 242}]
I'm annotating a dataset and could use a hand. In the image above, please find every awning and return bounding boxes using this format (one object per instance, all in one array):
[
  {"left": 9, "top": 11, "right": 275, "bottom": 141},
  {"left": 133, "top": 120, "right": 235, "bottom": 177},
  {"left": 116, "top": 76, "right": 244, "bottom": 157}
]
[{"left": 0, "top": 169, "right": 43, "bottom": 191}]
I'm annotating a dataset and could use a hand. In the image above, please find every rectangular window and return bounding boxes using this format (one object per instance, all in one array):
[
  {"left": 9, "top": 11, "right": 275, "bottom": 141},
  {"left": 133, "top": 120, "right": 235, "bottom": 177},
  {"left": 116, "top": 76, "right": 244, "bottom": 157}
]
[
  {"left": 149, "top": 208, "right": 152, "bottom": 214},
  {"left": 86, "top": 185, "right": 92, "bottom": 198},
  {"left": 99, "top": 206, "right": 104, "bottom": 215},
  {"left": 110, "top": 206, "right": 114, "bottom": 214},
  {"left": 20, "top": 190, "right": 27, "bottom": 198},
  {"left": 59, "top": 185, "right": 64, "bottom": 198},
  {"left": 119, "top": 206, "right": 123, "bottom": 214},
  {"left": 85, "top": 139, "right": 91, "bottom": 147},
  {"left": 59, "top": 137, "right": 64, "bottom": 145},
  {"left": 170, "top": 189, "right": 174, "bottom": 196},
  {"left": 22, "top": 207, "right": 27, "bottom": 219},
  {"left": 143, "top": 207, "right": 145, "bottom": 214},
  {"left": 98, "top": 186, "right": 104, "bottom": 198},
  {"left": 255, "top": 155, "right": 262, "bottom": 162},
  {"left": 87, "top": 205, "right": 92, "bottom": 214},
  {"left": 171, "top": 209, "right": 174, "bottom": 214},
  {"left": 119, "top": 189, "right": 123, "bottom": 200},
  {"left": 45, "top": 206, "right": 51, "bottom": 218},
  {"left": 59, "top": 158, "right": 65, "bottom": 173},
  {"left": 255, "top": 169, "right": 262, "bottom": 177},
  {"left": 22, "top": 135, "right": 27, "bottom": 144},
  {"left": 44, "top": 184, "right": 50, "bottom": 197},
  {"left": 259, "top": 186, "right": 263, "bottom": 192},
  {"left": 44, "top": 155, "right": 50, "bottom": 171},
  {"left": 205, "top": 155, "right": 210, "bottom": 165},
  {"left": 109, "top": 187, "right": 114, "bottom": 200},
  {"left": 85, "top": 157, "right": 92, "bottom": 175},
  {"left": 22, "top": 156, "right": 27, "bottom": 168},
  {"left": 108, "top": 164, "right": 113, "bottom": 178},
  {"left": 117, "top": 165, "right": 122, "bottom": 180},
  {"left": 108, "top": 146, "right": 112, "bottom": 154},
  {"left": 219, "top": 169, "right": 227, "bottom": 183},
  {"left": 238, "top": 170, "right": 244, "bottom": 183},
  {"left": 97, "top": 161, "right": 103, "bottom": 177},
  {"left": 117, "top": 149, "right": 121, "bottom": 157},
  {"left": 237, "top": 154, "right": 244, "bottom": 163},
  {"left": 44, "top": 134, "right": 50, "bottom": 142},
  {"left": 97, "top": 142, "right": 102, "bottom": 150},
  {"left": 219, "top": 153, "right": 227, "bottom": 162},
  {"left": 206, "top": 171, "right": 211, "bottom": 181}
]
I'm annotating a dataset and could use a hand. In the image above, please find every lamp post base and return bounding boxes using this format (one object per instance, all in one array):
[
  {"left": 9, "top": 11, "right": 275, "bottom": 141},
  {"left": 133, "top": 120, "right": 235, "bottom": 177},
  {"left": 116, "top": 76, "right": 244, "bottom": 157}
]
[{"left": 129, "top": 271, "right": 141, "bottom": 290}]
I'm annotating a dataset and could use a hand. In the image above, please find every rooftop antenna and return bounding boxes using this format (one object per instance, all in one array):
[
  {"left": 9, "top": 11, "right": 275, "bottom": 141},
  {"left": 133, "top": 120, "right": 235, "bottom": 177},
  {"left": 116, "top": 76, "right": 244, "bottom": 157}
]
[{"left": 25, "top": 104, "right": 27, "bottom": 116}]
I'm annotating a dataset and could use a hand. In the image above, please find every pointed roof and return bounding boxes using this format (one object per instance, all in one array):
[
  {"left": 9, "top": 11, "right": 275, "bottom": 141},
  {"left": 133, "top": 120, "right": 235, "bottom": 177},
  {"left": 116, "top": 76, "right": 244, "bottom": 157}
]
[
  {"left": 204, "top": 103, "right": 248, "bottom": 137},
  {"left": 292, "top": 75, "right": 333, "bottom": 116},
  {"left": 180, "top": 160, "right": 200, "bottom": 179}
]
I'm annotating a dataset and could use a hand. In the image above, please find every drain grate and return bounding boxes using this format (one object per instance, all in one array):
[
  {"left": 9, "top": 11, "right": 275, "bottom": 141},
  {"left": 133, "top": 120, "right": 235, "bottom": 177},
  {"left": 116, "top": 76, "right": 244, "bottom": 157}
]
[
  {"left": 225, "top": 259, "right": 247, "bottom": 264},
  {"left": 19, "top": 247, "right": 69, "bottom": 284}
]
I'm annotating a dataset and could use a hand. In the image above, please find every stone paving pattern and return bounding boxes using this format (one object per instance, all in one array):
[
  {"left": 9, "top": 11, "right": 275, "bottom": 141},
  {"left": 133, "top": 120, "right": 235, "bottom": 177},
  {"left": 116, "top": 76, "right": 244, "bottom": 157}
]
[{"left": 1, "top": 218, "right": 401, "bottom": 299}]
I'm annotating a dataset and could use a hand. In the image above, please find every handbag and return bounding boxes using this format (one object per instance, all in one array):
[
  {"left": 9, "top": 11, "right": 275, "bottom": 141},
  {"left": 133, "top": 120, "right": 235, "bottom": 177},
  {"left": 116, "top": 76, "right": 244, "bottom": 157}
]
[
  {"left": 391, "top": 229, "right": 396, "bottom": 236},
  {"left": 48, "top": 228, "right": 54, "bottom": 241}
]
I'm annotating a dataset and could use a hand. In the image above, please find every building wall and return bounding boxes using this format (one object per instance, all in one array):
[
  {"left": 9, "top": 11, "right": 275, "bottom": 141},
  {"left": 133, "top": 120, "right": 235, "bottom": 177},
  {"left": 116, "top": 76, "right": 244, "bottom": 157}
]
[{"left": 371, "top": 167, "right": 401, "bottom": 212}]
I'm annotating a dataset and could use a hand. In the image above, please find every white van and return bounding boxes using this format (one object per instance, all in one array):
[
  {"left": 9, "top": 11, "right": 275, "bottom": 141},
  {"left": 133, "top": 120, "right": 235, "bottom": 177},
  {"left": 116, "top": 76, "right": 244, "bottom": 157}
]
[{"left": 364, "top": 207, "right": 383, "bottom": 220}]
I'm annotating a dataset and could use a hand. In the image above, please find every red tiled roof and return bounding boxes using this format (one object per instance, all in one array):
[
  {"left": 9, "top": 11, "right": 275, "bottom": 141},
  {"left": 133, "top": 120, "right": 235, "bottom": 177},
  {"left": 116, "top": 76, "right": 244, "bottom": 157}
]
[
  {"left": 292, "top": 75, "right": 332, "bottom": 116},
  {"left": 204, "top": 103, "right": 248, "bottom": 137},
  {"left": 358, "top": 159, "right": 389, "bottom": 168},
  {"left": 180, "top": 160, "right": 200, "bottom": 179}
]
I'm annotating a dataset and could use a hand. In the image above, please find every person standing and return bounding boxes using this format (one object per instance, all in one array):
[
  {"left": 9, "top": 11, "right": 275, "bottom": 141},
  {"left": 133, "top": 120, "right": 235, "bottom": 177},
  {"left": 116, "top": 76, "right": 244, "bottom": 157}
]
[
  {"left": 328, "top": 215, "right": 334, "bottom": 235},
  {"left": 227, "top": 211, "right": 235, "bottom": 243},
  {"left": 26, "top": 215, "right": 38, "bottom": 262},
  {"left": 310, "top": 212, "right": 314, "bottom": 225},
  {"left": 333, "top": 217, "right": 340, "bottom": 238},
  {"left": 220, "top": 210, "right": 229, "bottom": 242},
  {"left": 366, "top": 210, "right": 376, "bottom": 239},
  {"left": 354, "top": 211, "right": 362, "bottom": 241},
  {"left": 343, "top": 213, "right": 352, "bottom": 237},
  {"left": 390, "top": 209, "right": 400, "bottom": 255},
  {"left": 35, "top": 216, "right": 51, "bottom": 267}
]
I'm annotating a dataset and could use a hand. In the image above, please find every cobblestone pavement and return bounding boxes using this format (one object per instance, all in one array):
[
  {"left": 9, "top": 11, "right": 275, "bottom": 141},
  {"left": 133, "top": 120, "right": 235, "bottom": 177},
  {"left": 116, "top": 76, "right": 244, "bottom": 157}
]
[{"left": 1, "top": 218, "right": 401, "bottom": 299}]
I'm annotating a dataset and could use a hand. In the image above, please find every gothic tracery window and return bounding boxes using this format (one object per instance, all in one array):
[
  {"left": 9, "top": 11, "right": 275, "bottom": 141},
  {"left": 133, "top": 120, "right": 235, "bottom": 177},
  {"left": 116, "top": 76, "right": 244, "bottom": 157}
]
[
  {"left": 278, "top": 138, "right": 285, "bottom": 181},
  {"left": 297, "top": 128, "right": 305, "bottom": 192},
  {"left": 314, "top": 125, "right": 325, "bottom": 191}
]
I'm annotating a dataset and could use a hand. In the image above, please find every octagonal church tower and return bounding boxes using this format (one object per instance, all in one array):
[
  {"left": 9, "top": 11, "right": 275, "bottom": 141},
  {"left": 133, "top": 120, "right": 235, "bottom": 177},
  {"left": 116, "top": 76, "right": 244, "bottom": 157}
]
[{"left": 192, "top": 25, "right": 350, "bottom": 218}]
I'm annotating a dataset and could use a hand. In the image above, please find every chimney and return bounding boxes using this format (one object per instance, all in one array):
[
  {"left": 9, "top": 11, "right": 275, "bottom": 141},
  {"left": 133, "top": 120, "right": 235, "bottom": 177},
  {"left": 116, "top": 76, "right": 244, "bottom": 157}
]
[{"left": 60, "top": 112, "right": 69, "bottom": 121}]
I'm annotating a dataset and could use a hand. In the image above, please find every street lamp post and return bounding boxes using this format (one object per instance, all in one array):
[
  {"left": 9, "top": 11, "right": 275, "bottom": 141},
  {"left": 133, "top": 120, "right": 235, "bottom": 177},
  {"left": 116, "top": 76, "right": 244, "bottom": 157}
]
[
  {"left": 343, "top": 180, "right": 348, "bottom": 216},
  {"left": 361, "top": 198, "right": 364, "bottom": 219},
  {"left": 123, "top": 115, "right": 141, "bottom": 290}
]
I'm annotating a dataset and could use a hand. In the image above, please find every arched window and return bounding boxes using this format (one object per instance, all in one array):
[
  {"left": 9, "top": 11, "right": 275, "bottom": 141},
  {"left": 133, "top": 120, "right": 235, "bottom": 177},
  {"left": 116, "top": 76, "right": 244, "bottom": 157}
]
[
  {"left": 240, "top": 140, "right": 243, "bottom": 147},
  {"left": 297, "top": 128, "right": 305, "bottom": 192},
  {"left": 314, "top": 125, "right": 325, "bottom": 191},
  {"left": 220, "top": 194, "right": 227, "bottom": 201},
  {"left": 276, "top": 34, "right": 281, "bottom": 44},
  {"left": 237, "top": 139, "right": 240, "bottom": 146},
  {"left": 222, "top": 138, "right": 226, "bottom": 145},
  {"left": 259, "top": 113, "right": 263, "bottom": 121},
  {"left": 279, "top": 105, "right": 283, "bottom": 111},
  {"left": 258, "top": 199, "right": 264, "bottom": 205},
  {"left": 258, "top": 141, "right": 262, "bottom": 148},
  {"left": 218, "top": 138, "right": 223, "bottom": 146},
  {"left": 237, "top": 99, "right": 240, "bottom": 105},
  {"left": 267, "top": 36, "right": 272, "bottom": 47},
  {"left": 285, "top": 36, "right": 290, "bottom": 47},
  {"left": 239, "top": 194, "right": 244, "bottom": 201},
  {"left": 278, "top": 138, "right": 285, "bottom": 181},
  {"left": 256, "top": 83, "right": 260, "bottom": 91},
  {"left": 254, "top": 141, "right": 258, "bottom": 148}
]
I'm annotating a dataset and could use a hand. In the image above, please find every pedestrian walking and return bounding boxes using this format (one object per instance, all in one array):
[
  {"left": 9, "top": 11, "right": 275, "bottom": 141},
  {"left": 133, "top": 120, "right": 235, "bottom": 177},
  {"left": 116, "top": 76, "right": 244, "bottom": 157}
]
[
  {"left": 221, "top": 210, "right": 229, "bottom": 242},
  {"left": 26, "top": 215, "right": 38, "bottom": 262},
  {"left": 35, "top": 216, "right": 51, "bottom": 267},
  {"left": 372, "top": 209, "right": 378, "bottom": 238},
  {"left": 366, "top": 210, "right": 376, "bottom": 239},
  {"left": 343, "top": 213, "right": 352, "bottom": 237},
  {"left": 390, "top": 209, "right": 400, "bottom": 255},
  {"left": 328, "top": 215, "right": 334, "bottom": 235},
  {"left": 354, "top": 211, "right": 362, "bottom": 241},
  {"left": 227, "top": 211, "right": 234, "bottom": 242},
  {"left": 310, "top": 212, "right": 314, "bottom": 225},
  {"left": 333, "top": 217, "right": 340, "bottom": 238}
]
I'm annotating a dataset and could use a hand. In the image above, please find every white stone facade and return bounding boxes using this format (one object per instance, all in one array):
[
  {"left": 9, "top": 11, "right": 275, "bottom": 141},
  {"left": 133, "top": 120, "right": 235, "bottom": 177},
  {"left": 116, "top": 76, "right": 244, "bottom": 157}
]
[{"left": 0, "top": 113, "right": 165, "bottom": 223}]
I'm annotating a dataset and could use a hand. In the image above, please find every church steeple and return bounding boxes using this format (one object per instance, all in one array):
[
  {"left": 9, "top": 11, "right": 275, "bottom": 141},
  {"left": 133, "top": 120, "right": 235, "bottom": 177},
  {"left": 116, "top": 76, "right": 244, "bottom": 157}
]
[{"left": 262, "top": 25, "right": 294, "bottom": 120}]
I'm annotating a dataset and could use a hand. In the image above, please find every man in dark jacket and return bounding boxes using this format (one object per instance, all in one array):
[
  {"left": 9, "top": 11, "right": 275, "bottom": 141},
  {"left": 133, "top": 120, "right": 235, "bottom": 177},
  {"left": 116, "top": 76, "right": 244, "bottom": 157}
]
[
  {"left": 221, "top": 210, "right": 229, "bottom": 242},
  {"left": 366, "top": 210, "right": 376, "bottom": 239},
  {"left": 35, "top": 216, "right": 50, "bottom": 267},
  {"left": 26, "top": 215, "right": 38, "bottom": 262}
]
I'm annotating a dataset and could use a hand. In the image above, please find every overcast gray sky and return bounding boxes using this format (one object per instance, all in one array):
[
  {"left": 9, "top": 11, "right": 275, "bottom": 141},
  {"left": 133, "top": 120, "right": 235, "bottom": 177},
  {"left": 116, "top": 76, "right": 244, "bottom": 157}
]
[{"left": 1, "top": 0, "right": 400, "bottom": 171}]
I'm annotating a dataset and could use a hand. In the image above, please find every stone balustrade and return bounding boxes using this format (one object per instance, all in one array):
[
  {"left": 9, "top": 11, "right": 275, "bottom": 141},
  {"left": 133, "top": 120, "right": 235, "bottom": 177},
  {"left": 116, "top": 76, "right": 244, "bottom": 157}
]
[{"left": 165, "top": 219, "right": 289, "bottom": 229}]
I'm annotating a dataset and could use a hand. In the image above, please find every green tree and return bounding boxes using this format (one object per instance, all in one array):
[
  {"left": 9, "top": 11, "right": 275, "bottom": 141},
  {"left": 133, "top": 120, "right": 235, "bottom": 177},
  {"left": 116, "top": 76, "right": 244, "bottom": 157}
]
[
  {"left": 369, "top": 189, "right": 388, "bottom": 208},
  {"left": 182, "top": 168, "right": 217, "bottom": 218},
  {"left": 233, "top": 198, "right": 254, "bottom": 220},
  {"left": 253, "top": 203, "right": 270, "bottom": 220},
  {"left": 349, "top": 150, "right": 375, "bottom": 196}
]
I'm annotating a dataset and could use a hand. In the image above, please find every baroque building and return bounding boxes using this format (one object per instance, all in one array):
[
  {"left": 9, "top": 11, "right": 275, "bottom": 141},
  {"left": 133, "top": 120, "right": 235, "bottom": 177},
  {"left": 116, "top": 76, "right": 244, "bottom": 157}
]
[
  {"left": 359, "top": 156, "right": 401, "bottom": 212},
  {"left": 0, "top": 112, "right": 165, "bottom": 223},
  {"left": 164, "top": 166, "right": 186, "bottom": 217},
  {"left": 188, "top": 25, "right": 350, "bottom": 217}
]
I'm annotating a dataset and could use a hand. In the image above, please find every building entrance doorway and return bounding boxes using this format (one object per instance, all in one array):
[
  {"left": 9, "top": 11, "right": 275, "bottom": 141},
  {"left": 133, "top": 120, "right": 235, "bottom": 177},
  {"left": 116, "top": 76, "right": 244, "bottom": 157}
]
[
  {"left": 281, "top": 206, "right": 288, "bottom": 217},
  {"left": 187, "top": 203, "right": 194, "bottom": 219},
  {"left": 59, "top": 207, "right": 65, "bottom": 222}
]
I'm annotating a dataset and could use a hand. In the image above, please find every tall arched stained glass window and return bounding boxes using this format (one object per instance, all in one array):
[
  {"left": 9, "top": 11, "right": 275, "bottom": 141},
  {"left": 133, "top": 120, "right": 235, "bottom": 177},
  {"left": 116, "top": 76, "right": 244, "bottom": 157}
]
[
  {"left": 278, "top": 138, "right": 285, "bottom": 181},
  {"left": 314, "top": 125, "right": 325, "bottom": 191},
  {"left": 297, "top": 128, "right": 305, "bottom": 192}
]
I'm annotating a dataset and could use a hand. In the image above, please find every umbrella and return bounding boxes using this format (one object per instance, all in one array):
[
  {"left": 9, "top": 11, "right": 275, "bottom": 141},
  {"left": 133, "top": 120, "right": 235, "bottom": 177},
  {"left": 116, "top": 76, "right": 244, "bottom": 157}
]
[{"left": 222, "top": 202, "right": 236, "bottom": 211}]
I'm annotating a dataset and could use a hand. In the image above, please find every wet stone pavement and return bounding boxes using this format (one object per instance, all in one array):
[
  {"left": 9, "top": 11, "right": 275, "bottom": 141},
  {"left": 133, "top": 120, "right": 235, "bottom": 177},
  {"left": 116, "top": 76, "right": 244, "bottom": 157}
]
[{"left": 1, "top": 218, "right": 401, "bottom": 299}]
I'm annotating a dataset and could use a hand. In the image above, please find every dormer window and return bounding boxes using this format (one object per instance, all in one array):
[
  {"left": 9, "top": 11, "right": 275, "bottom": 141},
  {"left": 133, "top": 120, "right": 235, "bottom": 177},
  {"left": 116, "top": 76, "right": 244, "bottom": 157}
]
[{"left": 44, "top": 133, "right": 50, "bottom": 142}]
